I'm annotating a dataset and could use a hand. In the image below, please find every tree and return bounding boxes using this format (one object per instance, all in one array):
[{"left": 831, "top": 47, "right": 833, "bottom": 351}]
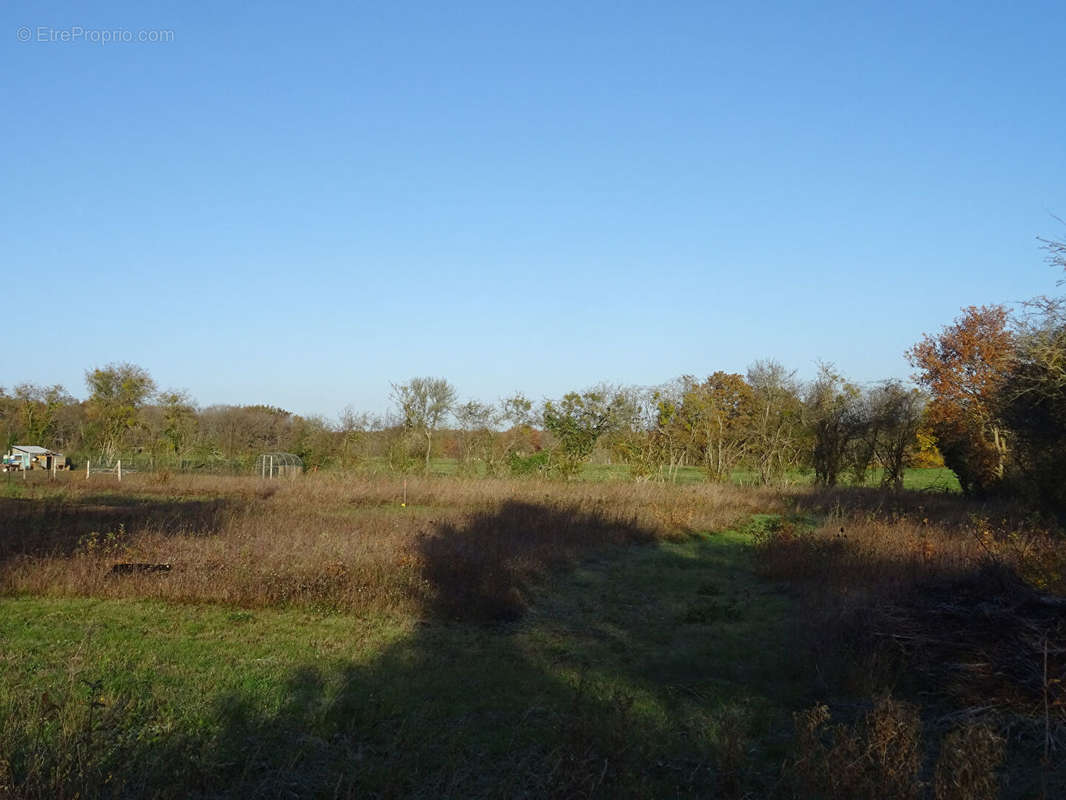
[
  {"left": 999, "top": 295, "right": 1066, "bottom": 507},
  {"left": 337, "top": 407, "right": 382, "bottom": 467},
  {"left": 676, "top": 373, "right": 755, "bottom": 482},
  {"left": 1037, "top": 225, "right": 1066, "bottom": 281},
  {"left": 496, "top": 392, "right": 543, "bottom": 475},
  {"left": 907, "top": 306, "right": 1012, "bottom": 495},
  {"left": 542, "top": 387, "right": 629, "bottom": 477},
  {"left": 499, "top": 393, "right": 535, "bottom": 428},
  {"left": 85, "top": 363, "right": 157, "bottom": 460},
  {"left": 651, "top": 378, "right": 694, "bottom": 483},
  {"left": 746, "top": 360, "right": 804, "bottom": 484},
  {"left": 868, "top": 381, "right": 924, "bottom": 490},
  {"left": 290, "top": 414, "right": 338, "bottom": 470},
  {"left": 804, "top": 364, "right": 861, "bottom": 487},
  {"left": 12, "top": 383, "right": 73, "bottom": 445},
  {"left": 136, "top": 390, "right": 198, "bottom": 467},
  {"left": 600, "top": 386, "right": 661, "bottom": 480},
  {"left": 390, "top": 377, "right": 457, "bottom": 472},
  {"left": 453, "top": 399, "right": 499, "bottom": 475},
  {"left": 159, "top": 390, "right": 197, "bottom": 458}
]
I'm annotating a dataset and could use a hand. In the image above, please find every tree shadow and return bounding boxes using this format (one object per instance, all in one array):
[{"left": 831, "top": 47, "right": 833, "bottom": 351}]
[
  {"left": 6, "top": 502, "right": 819, "bottom": 798},
  {"left": 787, "top": 484, "right": 1049, "bottom": 532},
  {"left": 0, "top": 495, "right": 235, "bottom": 566},
  {"left": 412, "top": 500, "right": 660, "bottom": 622}
]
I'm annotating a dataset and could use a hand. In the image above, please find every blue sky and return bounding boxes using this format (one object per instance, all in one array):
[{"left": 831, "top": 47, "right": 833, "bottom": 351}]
[{"left": 3, "top": 1, "right": 1064, "bottom": 418}]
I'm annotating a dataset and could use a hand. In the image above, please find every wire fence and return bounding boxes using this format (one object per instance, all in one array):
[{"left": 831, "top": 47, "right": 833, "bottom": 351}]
[{"left": 76, "top": 453, "right": 305, "bottom": 479}]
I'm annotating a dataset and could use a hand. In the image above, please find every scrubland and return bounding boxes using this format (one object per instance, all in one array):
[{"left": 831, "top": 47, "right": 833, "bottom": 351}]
[{"left": 0, "top": 471, "right": 1062, "bottom": 798}]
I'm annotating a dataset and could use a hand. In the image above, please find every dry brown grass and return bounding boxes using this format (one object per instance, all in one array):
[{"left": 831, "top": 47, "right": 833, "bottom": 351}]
[
  {"left": 750, "top": 498, "right": 1066, "bottom": 710},
  {"left": 0, "top": 472, "right": 781, "bottom": 620},
  {"left": 790, "top": 698, "right": 1007, "bottom": 800},
  {"left": 933, "top": 721, "right": 1005, "bottom": 800},
  {"left": 754, "top": 486, "right": 1066, "bottom": 797},
  {"left": 791, "top": 695, "right": 923, "bottom": 800}
]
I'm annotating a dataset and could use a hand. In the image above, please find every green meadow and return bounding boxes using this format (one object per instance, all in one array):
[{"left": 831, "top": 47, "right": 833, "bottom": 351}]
[{"left": 1, "top": 530, "right": 803, "bottom": 798}]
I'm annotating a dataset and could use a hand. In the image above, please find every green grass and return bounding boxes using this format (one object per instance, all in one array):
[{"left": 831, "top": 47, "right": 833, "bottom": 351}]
[
  {"left": 12, "top": 456, "right": 959, "bottom": 494},
  {"left": 0, "top": 531, "right": 807, "bottom": 798},
  {"left": 574, "top": 462, "right": 960, "bottom": 491}
]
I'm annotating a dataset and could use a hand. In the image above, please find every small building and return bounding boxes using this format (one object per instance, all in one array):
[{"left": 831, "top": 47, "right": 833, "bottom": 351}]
[{"left": 3, "top": 445, "right": 66, "bottom": 471}]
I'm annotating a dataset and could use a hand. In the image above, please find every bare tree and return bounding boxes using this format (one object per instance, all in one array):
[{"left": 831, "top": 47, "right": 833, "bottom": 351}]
[
  {"left": 1038, "top": 221, "right": 1066, "bottom": 283},
  {"left": 454, "top": 399, "right": 499, "bottom": 475},
  {"left": 499, "top": 392, "right": 535, "bottom": 428},
  {"left": 337, "top": 406, "right": 382, "bottom": 466},
  {"left": 390, "top": 377, "right": 457, "bottom": 472}
]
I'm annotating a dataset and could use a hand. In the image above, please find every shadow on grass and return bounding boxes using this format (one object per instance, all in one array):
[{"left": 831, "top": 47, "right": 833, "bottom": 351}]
[
  {"left": 0, "top": 495, "right": 236, "bottom": 565},
  {"left": 4, "top": 504, "right": 810, "bottom": 799},
  {"left": 414, "top": 500, "right": 660, "bottom": 623},
  {"left": 786, "top": 483, "right": 1053, "bottom": 532}
]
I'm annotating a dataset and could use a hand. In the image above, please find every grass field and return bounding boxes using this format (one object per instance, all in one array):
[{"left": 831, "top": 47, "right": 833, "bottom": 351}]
[
  {"left": 408, "top": 458, "right": 962, "bottom": 492},
  {"left": 0, "top": 532, "right": 808, "bottom": 798},
  {"left": 0, "top": 471, "right": 1060, "bottom": 798},
  {"left": 573, "top": 463, "right": 961, "bottom": 491},
  {"left": 402, "top": 460, "right": 963, "bottom": 492}
]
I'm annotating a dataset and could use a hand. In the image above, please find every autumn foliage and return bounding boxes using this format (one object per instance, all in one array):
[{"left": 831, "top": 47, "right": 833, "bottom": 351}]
[{"left": 907, "top": 306, "right": 1013, "bottom": 496}]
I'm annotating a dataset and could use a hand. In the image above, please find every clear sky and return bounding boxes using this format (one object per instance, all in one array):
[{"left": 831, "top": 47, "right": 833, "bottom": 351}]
[{"left": 3, "top": 1, "right": 1064, "bottom": 418}]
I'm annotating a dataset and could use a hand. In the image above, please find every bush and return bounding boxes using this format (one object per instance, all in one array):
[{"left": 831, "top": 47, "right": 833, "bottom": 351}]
[{"left": 508, "top": 450, "right": 550, "bottom": 476}]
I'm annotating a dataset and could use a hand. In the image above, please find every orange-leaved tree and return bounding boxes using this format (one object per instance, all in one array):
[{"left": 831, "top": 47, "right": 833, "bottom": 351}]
[{"left": 906, "top": 306, "right": 1013, "bottom": 495}]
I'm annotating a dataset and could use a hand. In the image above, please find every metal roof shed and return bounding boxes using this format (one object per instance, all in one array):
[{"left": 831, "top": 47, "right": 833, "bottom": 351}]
[{"left": 5, "top": 445, "right": 66, "bottom": 471}]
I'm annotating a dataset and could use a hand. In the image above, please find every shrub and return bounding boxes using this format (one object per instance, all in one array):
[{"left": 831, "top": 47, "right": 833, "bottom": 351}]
[{"left": 791, "top": 695, "right": 922, "bottom": 800}]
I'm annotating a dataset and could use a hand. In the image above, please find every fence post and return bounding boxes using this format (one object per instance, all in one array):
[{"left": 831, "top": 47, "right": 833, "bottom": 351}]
[
  {"left": 117, "top": 460, "right": 122, "bottom": 481},
  {"left": 86, "top": 459, "right": 90, "bottom": 480},
  {"left": 269, "top": 455, "right": 274, "bottom": 479}
]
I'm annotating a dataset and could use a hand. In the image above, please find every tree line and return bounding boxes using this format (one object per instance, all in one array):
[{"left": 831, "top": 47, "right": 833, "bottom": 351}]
[
  {"left": 5, "top": 233, "right": 1064, "bottom": 504},
  {"left": 0, "top": 360, "right": 939, "bottom": 487}
]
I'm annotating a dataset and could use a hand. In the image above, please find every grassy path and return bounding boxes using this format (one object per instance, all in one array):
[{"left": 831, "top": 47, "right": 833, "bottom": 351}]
[{"left": 0, "top": 531, "right": 807, "bottom": 798}]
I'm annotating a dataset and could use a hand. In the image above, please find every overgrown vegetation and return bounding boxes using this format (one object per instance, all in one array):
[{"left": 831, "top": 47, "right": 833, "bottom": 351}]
[
  {"left": 751, "top": 494, "right": 1066, "bottom": 798},
  {"left": 1, "top": 471, "right": 1063, "bottom": 797},
  {"left": 0, "top": 472, "right": 774, "bottom": 614}
]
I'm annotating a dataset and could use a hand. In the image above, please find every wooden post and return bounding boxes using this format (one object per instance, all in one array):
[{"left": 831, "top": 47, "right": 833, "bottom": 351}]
[
  {"left": 117, "top": 460, "right": 122, "bottom": 481},
  {"left": 87, "top": 459, "right": 91, "bottom": 480},
  {"left": 51, "top": 458, "right": 57, "bottom": 480},
  {"left": 269, "top": 455, "right": 274, "bottom": 479}
]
